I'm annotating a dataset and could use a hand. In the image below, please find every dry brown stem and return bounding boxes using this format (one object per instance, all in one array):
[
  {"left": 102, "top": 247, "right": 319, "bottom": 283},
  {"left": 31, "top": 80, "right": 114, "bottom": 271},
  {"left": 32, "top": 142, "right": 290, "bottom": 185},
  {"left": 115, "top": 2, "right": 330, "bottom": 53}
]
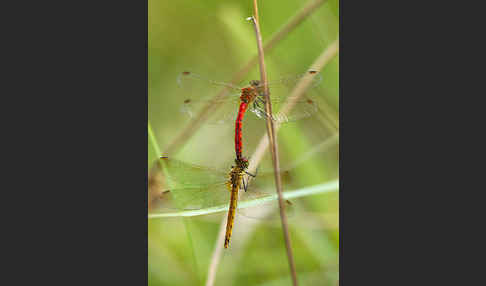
[{"left": 250, "top": 0, "right": 298, "bottom": 283}]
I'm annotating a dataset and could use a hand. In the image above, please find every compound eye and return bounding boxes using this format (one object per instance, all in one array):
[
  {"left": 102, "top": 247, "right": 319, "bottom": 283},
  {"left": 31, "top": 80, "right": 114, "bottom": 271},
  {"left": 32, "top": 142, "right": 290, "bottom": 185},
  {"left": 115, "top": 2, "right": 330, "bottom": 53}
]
[{"left": 249, "top": 80, "right": 260, "bottom": 86}]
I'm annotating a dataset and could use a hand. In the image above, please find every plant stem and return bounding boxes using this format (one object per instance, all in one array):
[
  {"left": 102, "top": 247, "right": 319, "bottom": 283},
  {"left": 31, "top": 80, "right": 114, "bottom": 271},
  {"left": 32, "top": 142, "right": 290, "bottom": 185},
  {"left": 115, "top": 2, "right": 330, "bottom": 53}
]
[
  {"left": 249, "top": 1, "right": 299, "bottom": 283},
  {"left": 205, "top": 219, "right": 226, "bottom": 286}
]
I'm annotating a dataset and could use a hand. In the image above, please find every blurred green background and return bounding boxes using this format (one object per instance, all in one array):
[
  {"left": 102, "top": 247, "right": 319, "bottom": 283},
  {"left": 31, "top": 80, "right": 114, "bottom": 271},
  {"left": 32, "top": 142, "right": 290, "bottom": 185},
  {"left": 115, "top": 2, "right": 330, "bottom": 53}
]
[{"left": 148, "top": 0, "right": 339, "bottom": 285}]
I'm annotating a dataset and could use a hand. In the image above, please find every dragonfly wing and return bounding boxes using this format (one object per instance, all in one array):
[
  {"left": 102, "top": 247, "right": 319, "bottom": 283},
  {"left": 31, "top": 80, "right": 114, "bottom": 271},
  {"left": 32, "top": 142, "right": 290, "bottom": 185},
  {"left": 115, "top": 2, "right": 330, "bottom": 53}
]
[
  {"left": 150, "top": 160, "right": 296, "bottom": 216},
  {"left": 177, "top": 71, "right": 242, "bottom": 92},
  {"left": 265, "top": 70, "right": 322, "bottom": 90},
  {"left": 236, "top": 182, "right": 296, "bottom": 220},
  {"left": 158, "top": 157, "right": 228, "bottom": 189},
  {"left": 150, "top": 157, "right": 233, "bottom": 211},
  {"left": 153, "top": 183, "right": 231, "bottom": 211},
  {"left": 249, "top": 96, "right": 319, "bottom": 123},
  {"left": 231, "top": 168, "right": 295, "bottom": 220},
  {"left": 179, "top": 94, "right": 240, "bottom": 125},
  {"left": 238, "top": 199, "right": 295, "bottom": 221},
  {"left": 152, "top": 184, "right": 295, "bottom": 218}
]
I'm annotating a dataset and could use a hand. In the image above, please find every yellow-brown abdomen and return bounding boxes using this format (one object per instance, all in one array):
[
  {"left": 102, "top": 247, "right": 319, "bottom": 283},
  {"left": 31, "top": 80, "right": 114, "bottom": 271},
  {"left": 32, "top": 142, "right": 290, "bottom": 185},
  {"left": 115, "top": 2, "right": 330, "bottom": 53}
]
[
  {"left": 224, "top": 183, "right": 239, "bottom": 248},
  {"left": 224, "top": 165, "right": 246, "bottom": 248}
]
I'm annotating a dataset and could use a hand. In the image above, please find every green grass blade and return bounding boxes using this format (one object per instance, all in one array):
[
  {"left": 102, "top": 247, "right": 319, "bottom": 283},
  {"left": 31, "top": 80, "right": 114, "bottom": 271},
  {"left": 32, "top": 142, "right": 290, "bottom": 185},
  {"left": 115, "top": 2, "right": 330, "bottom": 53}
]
[
  {"left": 148, "top": 121, "right": 161, "bottom": 165},
  {"left": 148, "top": 179, "right": 338, "bottom": 218},
  {"left": 148, "top": 121, "right": 201, "bottom": 283}
]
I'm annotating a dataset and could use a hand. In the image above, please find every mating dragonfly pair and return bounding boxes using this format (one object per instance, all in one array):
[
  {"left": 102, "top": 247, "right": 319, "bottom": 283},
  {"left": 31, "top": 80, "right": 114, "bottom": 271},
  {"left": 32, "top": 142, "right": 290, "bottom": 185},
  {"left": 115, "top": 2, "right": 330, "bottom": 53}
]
[{"left": 151, "top": 70, "right": 322, "bottom": 248}]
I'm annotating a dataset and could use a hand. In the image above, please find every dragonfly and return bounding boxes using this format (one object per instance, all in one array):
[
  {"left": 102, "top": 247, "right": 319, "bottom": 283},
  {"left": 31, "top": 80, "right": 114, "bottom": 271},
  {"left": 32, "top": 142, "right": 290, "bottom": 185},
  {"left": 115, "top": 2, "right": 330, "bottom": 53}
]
[
  {"left": 150, "top": 156, "right": 293, "bottom": 248},
  {"left": 178, "top": 70, "right": 322, "bottom": 160},
  {"left": 177, "top": 70, "right": 322, "bottom": 125}
]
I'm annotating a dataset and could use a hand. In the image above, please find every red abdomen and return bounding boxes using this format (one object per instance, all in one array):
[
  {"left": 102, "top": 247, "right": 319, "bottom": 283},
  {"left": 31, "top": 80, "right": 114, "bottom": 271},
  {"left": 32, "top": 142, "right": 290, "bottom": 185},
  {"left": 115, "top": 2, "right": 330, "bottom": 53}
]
[{"left": 235, "top": 102, "right": 248, "bottom": 159}]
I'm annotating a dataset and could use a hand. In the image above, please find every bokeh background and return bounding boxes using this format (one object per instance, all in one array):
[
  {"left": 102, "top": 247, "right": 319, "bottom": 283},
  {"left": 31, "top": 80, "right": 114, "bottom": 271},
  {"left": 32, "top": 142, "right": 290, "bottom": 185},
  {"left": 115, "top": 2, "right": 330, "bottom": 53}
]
[{"left": 148, "top": 0, "right": 339, "bottom": 285}]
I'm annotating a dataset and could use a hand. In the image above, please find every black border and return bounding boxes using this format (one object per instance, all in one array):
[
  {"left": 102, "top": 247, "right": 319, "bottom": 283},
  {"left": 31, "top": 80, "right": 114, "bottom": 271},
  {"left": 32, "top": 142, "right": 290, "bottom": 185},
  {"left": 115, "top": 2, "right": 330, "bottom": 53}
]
[
  {"left": 7, "top": 0, "right": 148, "bottom": 283},
  {"left": 339, "top": 0, "right": 467, "bottom": 283}
]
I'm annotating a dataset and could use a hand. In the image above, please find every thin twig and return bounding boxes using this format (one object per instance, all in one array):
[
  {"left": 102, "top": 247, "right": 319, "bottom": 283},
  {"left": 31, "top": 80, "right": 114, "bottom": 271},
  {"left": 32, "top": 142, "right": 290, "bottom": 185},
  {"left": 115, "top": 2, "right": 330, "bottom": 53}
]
[
  {"left": 253, "top": 0, "right": 259, "bottom": 23},
  {"left": 249, "top": 1, "right": 298, "bottom": 284},
  {"left": 164, "top": 0, "right": 327, "bottom": 155},
  {"left": 205, "top": 219, "right": 227, "bottom": 286}
]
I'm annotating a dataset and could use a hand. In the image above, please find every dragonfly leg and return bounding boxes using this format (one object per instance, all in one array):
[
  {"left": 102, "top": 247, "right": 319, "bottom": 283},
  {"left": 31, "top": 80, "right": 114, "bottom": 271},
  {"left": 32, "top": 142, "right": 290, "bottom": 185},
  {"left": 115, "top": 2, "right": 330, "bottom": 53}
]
[
  {"left": 245, "top": 170, "right": 256, "bottom": 178},
  {"left": 246, "top": 166, "right": 258, "bottom": 177},
  {"left": 242, "top": 177, "right": 250, "bottom": 192}
]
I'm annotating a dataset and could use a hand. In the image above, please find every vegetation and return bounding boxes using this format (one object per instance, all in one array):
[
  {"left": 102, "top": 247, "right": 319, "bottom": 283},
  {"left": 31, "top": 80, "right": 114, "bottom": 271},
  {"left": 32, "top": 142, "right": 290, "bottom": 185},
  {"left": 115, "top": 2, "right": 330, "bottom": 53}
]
[{"left": 149, "top": 0, "right": 339, "bottom": 285}]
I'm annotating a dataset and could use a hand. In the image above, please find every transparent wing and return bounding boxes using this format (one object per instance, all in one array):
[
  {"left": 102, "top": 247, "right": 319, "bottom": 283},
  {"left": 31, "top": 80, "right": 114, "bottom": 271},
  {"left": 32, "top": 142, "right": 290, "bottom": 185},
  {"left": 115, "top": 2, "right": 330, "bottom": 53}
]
[
  {"left": 153, "top": 181, "right": 295, "bottom": 220},
  {"left": 158, "top": 157, "right": 228, "bottom": 189},
  {"left": 150, "top": 157, "right": 295, "bottom": 215},
  {"left": 179, "top": 94, "right": 241, "bottom": 125},
  {"left": 238, "top": 199, "right": 295, "bottom": 220},
  {"left": 176, "top": 70, "right": 322, "bottom": 124},
  {"left": 264, "top": 70, "right": 322, "bottom": 90},
  {"left": 177, "top": 71, "right": 242, "bottom": 92},
  {"left": 249, "top": 70, "right": 322, "bottom": 123},
  {"left": 250, "top": 96, "right": 319, "bottom": 123},
  {"left": 176, "top": 71, "right": 243, "bottom": 124},
  {"left": 177, "top": 70, "right": 322, "bottom": 91},
  {"left": 180, "top": 94, "right": 319, "bottom": 124},
  {"left": 151, "top": 157, "right": 231, "bottom": 211}
]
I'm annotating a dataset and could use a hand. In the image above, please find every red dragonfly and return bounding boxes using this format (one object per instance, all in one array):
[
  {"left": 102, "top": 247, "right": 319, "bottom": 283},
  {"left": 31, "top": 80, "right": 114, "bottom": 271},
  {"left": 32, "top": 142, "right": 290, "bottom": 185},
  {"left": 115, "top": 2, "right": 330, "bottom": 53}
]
[
  {"left": 177, "top": 70, "right": 322, "bottom": 159},
  {"left": 177, "top": 70, "right": 322, "bottom": 125}
]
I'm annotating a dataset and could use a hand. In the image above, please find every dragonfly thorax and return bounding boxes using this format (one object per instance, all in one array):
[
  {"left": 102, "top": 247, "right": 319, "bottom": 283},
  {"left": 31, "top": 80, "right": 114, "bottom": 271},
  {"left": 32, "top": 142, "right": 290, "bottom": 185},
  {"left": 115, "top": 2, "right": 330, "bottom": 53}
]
[
  {"left": 240, "top": 87, "right": 258, "bottom": 104},
  {"left": 234, "top": 157, "right": 249, "bottom": 169}
]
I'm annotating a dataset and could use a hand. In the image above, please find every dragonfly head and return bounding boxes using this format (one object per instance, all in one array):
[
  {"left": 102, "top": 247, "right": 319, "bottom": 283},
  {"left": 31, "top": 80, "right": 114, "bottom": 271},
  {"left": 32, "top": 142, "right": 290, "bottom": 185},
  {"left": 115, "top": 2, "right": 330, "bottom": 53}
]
[
  {"left": 249, "top": 80, "right": 260, "bottom": 87},
  {"left": 235, "top": 157, "right": 249, "bottom": 170}
]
